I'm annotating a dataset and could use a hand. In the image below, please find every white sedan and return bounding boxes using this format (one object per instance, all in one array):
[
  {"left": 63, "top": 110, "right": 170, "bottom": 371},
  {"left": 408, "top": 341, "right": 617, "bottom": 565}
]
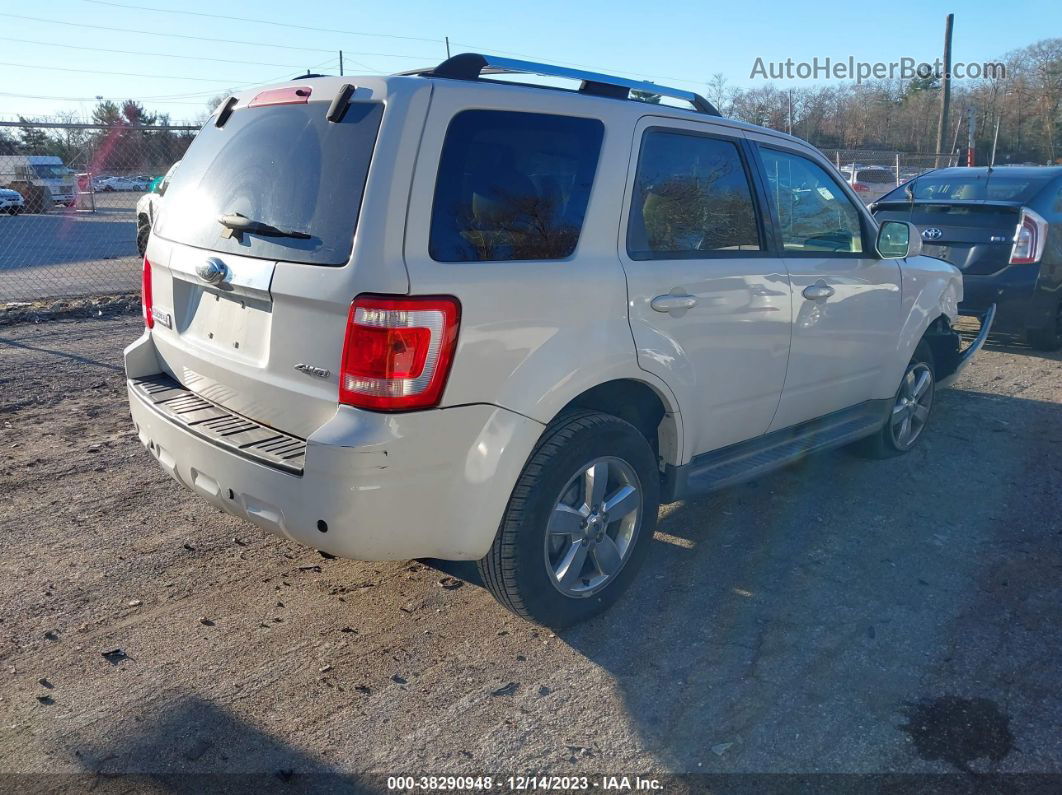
[
  {"left": 0, "top": 186, "right": 25, "bottom": 214},
  {"left": 97, "top": 176, "right": 143, "bottom": 192}
]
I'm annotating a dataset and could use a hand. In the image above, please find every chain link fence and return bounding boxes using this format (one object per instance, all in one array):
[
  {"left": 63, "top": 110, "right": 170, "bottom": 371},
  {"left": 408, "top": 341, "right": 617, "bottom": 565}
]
[
  {"left": 820, "top": 149, "right": 961, "bottom": 204},
  {"left": 0, "top": 122, "right": 196, "bottom": 305},
  {"left": 1, "top": 123, "right": 966, "bottom": 305}
]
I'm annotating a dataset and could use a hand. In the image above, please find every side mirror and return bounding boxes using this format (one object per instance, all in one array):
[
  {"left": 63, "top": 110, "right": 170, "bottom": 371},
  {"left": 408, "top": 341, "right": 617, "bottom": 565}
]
[{"left": 877, "top": 220, "right": 921, "bottom": 259}]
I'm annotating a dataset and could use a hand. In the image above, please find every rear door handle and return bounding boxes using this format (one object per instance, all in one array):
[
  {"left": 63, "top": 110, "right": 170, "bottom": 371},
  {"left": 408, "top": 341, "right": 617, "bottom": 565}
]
[
  {"left": 802, "top": 282, "right": 835, "bottom": 300},
  {"left": 650, "top": 293, "right": 698, "bottom": 313}
]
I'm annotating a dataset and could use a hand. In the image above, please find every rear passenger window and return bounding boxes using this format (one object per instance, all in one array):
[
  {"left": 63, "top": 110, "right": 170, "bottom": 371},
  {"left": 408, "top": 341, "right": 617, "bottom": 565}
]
[
  {"left": 429, "top": 110, "right": 604, "bottom": 262},
  {"left": 627, "top": 130, "right": 762, "bottom": 259}
]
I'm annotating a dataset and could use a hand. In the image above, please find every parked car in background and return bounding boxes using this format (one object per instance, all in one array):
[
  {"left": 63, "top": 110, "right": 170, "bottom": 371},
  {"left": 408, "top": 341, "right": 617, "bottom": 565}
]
[
  {"left": 96, "top": 176, "right": 141, "bottom": 192},
  {"left": 136, "top": 162, "right": 180, "bottom": 256},
  {"left": 839, "top": 164, "right": 898, "bottom": 202},
  {"left": 0, "top": 186, "right": 25, "bottom": 215},
  {"left": 871, "top": 166, "right": 1062, "bottom": 350},
  {"left": 127, "top": 54, "right": 988, "bottom": 628}
]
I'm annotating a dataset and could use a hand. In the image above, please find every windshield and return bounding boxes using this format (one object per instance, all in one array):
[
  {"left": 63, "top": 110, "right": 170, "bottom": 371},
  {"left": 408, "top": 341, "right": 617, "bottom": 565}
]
[
  {"left": 880, "top": 173, "right": 1048, "bottom": 203},
  {"left": 156, "top": 101, "right": 383, "bottom": 266},
  {"left": 32, "top": 164, "right": 72, "bottom": 179}
]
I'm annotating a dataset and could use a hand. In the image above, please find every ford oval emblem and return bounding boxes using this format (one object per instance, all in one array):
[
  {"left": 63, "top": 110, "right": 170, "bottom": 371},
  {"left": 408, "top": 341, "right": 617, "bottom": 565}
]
[
  {"left": 196, "top": 258, "right": 228, "bottom": 285},
  {"left": 921, "top": 227, "right": 943, "bottom": 241}
]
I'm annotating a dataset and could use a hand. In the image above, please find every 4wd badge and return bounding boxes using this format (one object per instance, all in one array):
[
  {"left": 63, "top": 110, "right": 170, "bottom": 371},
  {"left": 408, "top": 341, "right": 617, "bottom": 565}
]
[{"left": 294, "top": 363, "right": 331, "bottom": 379}]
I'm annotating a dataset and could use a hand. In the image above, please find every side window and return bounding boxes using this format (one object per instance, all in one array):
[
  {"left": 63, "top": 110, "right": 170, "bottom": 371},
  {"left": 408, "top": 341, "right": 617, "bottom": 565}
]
[
  {"left": 759, "top": 148, "right": 865, "bottom": 254},
  {"left": 627, "top": 130, "right": 762, "bottom": 259},
  {"left": 429, "top": 110, "right": 604, "bottom": 262}
]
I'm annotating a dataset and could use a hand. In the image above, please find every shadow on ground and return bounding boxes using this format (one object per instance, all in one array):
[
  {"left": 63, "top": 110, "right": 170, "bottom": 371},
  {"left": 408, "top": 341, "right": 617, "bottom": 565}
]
[
  {"left": 63, "top": 695, "right": 368, "bottom": 792},
  {"left": 435, "top": 388, "right": 1062, "bottom": 774}
]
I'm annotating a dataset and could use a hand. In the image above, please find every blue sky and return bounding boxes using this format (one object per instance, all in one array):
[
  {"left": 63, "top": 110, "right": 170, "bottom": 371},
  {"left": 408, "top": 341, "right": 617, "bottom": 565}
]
[{"left": 1, "top": 0, "right": 1058, "bottom": 122}]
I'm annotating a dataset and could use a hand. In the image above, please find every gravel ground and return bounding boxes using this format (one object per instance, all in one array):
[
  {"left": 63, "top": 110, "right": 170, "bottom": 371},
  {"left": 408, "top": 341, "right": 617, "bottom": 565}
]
[{"left": 0, "top": 316, "right": 1060, "bottom": 785}]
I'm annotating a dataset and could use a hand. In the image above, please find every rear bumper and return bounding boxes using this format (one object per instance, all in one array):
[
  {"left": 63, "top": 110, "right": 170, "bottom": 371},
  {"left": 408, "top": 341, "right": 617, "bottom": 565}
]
[
  {"left": 125, "top": 333, "right": 544, "bottom": 561},
  {"left": 959, "top": 265, "right": 1053, "bottom": 332}
]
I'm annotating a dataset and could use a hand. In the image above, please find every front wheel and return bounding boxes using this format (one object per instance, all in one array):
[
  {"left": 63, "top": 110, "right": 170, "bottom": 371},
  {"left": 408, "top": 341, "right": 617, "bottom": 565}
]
[
  {"left": 856, "top": 341, "right": 935, "bottom": 458},
  {"left": 478, "top": 411, "right": 660, "bottom": 628}
]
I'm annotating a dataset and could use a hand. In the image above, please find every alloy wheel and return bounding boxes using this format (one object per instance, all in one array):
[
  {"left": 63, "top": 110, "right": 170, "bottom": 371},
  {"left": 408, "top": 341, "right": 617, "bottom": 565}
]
[
  {"left": 890, "top": 362, "right": 933, "bottom": 449},
  {"left": 544, "top": 457, "right": 643, "bottom": 598}
]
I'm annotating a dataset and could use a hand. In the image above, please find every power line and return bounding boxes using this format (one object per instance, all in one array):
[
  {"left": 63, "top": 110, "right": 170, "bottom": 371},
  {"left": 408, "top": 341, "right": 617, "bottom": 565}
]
[
  {"left": 0, "top": 58, "right": 338, "bottom": 106},
  {"left": 0, "top": 35, "right": 309, "bottom": 69},
  {"left": 78, "top": 0, "right": 445, "bottom": 46},
  {"left": 0, "top": 34, "right": 429, "bottom": 65},
  {"left": 1, "top": 13, "right": 338, "bottom": 54},
  {"left": 3, "top": 9, "right": 703, "bottom": 89},
  {"left": 0, "top": 60, "right": 261, "bottom": 84},
  {"left": 74, "top": 0, "right": 703, "bottom": 83},
  {"left": 0, "top": 91, "right": 227, "bottom": 107}
]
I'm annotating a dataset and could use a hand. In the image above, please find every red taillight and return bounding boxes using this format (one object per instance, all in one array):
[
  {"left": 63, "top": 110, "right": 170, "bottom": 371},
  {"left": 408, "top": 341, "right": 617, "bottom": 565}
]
[
  {"left": 852, "top": 182, "right": 869, "bottom": 192},
  {"left": 141, "top": 256, "right": 154, "bottom": 329},
  {"left": 248, "top": 86, "right": 311, "bottom": 108},
  {"left": 339, "top": 295, "right": 461, "bottom": 411},
  {"left": 1009, "top": 207, "right": 1048, "bottom": 265}
]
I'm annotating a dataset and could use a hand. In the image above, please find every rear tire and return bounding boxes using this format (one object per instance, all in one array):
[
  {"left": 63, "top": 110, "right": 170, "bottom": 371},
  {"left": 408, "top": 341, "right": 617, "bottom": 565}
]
[
  {"left": 856, "top": 341, "right": 935, "bottom": 459},
  {"left": 478, "top": 410, "right": 660, "bottom": 628},
  {"left": 136, "top": 221, "right": 150, "bottom": 257},
  {"left": 1026, "top": 300, "right": 1062, "bottom": 352}
]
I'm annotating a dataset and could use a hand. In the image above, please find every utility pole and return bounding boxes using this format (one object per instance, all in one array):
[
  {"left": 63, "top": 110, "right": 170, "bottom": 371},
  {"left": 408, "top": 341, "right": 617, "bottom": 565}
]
[
  {"left": 445, "top": 36, "right": 451, "bottom": 58},
  {"left": 787, "top": 90, "right": 793, "bottom": 135},
  {"left": 967, "top": 106, "right": 976, "bottom": 167},
  {"left": 934, "top": 13, "right": 954, "bottom": 168},
  {"left": 339, "top": 50, "right": 344, "bottom": 76}
]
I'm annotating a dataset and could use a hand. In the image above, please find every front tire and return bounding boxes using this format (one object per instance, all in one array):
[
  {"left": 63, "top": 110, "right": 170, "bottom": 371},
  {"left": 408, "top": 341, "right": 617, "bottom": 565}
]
[
  {"left": 478, "top": 410, "right": 660, "bottom": 628},
  {"left": 857, "top": 341, "right": 935, "bottom": 458}
]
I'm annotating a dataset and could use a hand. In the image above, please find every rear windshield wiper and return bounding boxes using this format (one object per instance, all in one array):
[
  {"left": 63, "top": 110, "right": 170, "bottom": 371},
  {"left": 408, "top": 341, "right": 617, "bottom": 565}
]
[{"left": 218, "top": 212, "right": 311, "bottom": 240}]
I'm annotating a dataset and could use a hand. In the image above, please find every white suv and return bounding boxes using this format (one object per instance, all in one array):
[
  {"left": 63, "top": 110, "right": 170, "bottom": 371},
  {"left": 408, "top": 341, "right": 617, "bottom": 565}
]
[{"left": 126, "top": 54, "right": 991, "bottom": 627}]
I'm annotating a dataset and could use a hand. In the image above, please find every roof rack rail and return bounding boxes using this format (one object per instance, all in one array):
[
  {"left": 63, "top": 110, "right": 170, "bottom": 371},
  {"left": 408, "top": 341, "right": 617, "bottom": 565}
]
[{"left": 401, "top": 53, "right": 721, "bottom": 117}]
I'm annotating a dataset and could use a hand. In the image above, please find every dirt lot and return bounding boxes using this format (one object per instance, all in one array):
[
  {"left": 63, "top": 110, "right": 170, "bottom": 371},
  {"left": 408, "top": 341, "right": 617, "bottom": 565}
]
[{"left": 0, "top": 316, "right": 1060, "bottom": 786}]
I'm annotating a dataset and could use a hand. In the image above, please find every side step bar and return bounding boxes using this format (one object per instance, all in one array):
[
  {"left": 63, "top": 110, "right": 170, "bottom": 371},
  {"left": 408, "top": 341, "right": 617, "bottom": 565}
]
[{"left": 662, "top": 400, "right": 889, "bottom": 502}]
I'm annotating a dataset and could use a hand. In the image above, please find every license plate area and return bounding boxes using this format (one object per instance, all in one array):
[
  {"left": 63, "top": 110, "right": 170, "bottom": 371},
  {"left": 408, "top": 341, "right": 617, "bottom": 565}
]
[{"left": 173, "top": 280, "right": 272, "bottom": 365}]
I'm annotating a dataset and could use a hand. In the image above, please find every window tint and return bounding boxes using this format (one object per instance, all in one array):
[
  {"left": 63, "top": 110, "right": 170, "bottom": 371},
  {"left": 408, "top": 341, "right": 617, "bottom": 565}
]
[
  {"left": 627, "top": 130, "right": 761, "bottom": 259},
  {"left": 760, "top": 148, "right": 864, "bottom": 254},
  {"left": 885, "top": 173, "right": 1045, "bottom": 202},
  {"left": 156, "top": 102, "right": 383, "bottom": 266},
  {"left": 429, "top": 110, "right": 604, "bottom": 262},
  {"left": 857, "top": 169, "right": 895, "bottom": 184}
]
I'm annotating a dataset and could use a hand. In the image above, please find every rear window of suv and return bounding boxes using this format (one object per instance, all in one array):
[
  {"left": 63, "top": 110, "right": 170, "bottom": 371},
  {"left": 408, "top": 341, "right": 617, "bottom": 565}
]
[
  {"left": 856, "top": 169, "right": 895, "bottom": 184},
  {"left": 429, "top": 110, "right": 604, "bottom": 262},
  {"left": 155, "top": 101, "right": 383, "bottom": 266}
]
